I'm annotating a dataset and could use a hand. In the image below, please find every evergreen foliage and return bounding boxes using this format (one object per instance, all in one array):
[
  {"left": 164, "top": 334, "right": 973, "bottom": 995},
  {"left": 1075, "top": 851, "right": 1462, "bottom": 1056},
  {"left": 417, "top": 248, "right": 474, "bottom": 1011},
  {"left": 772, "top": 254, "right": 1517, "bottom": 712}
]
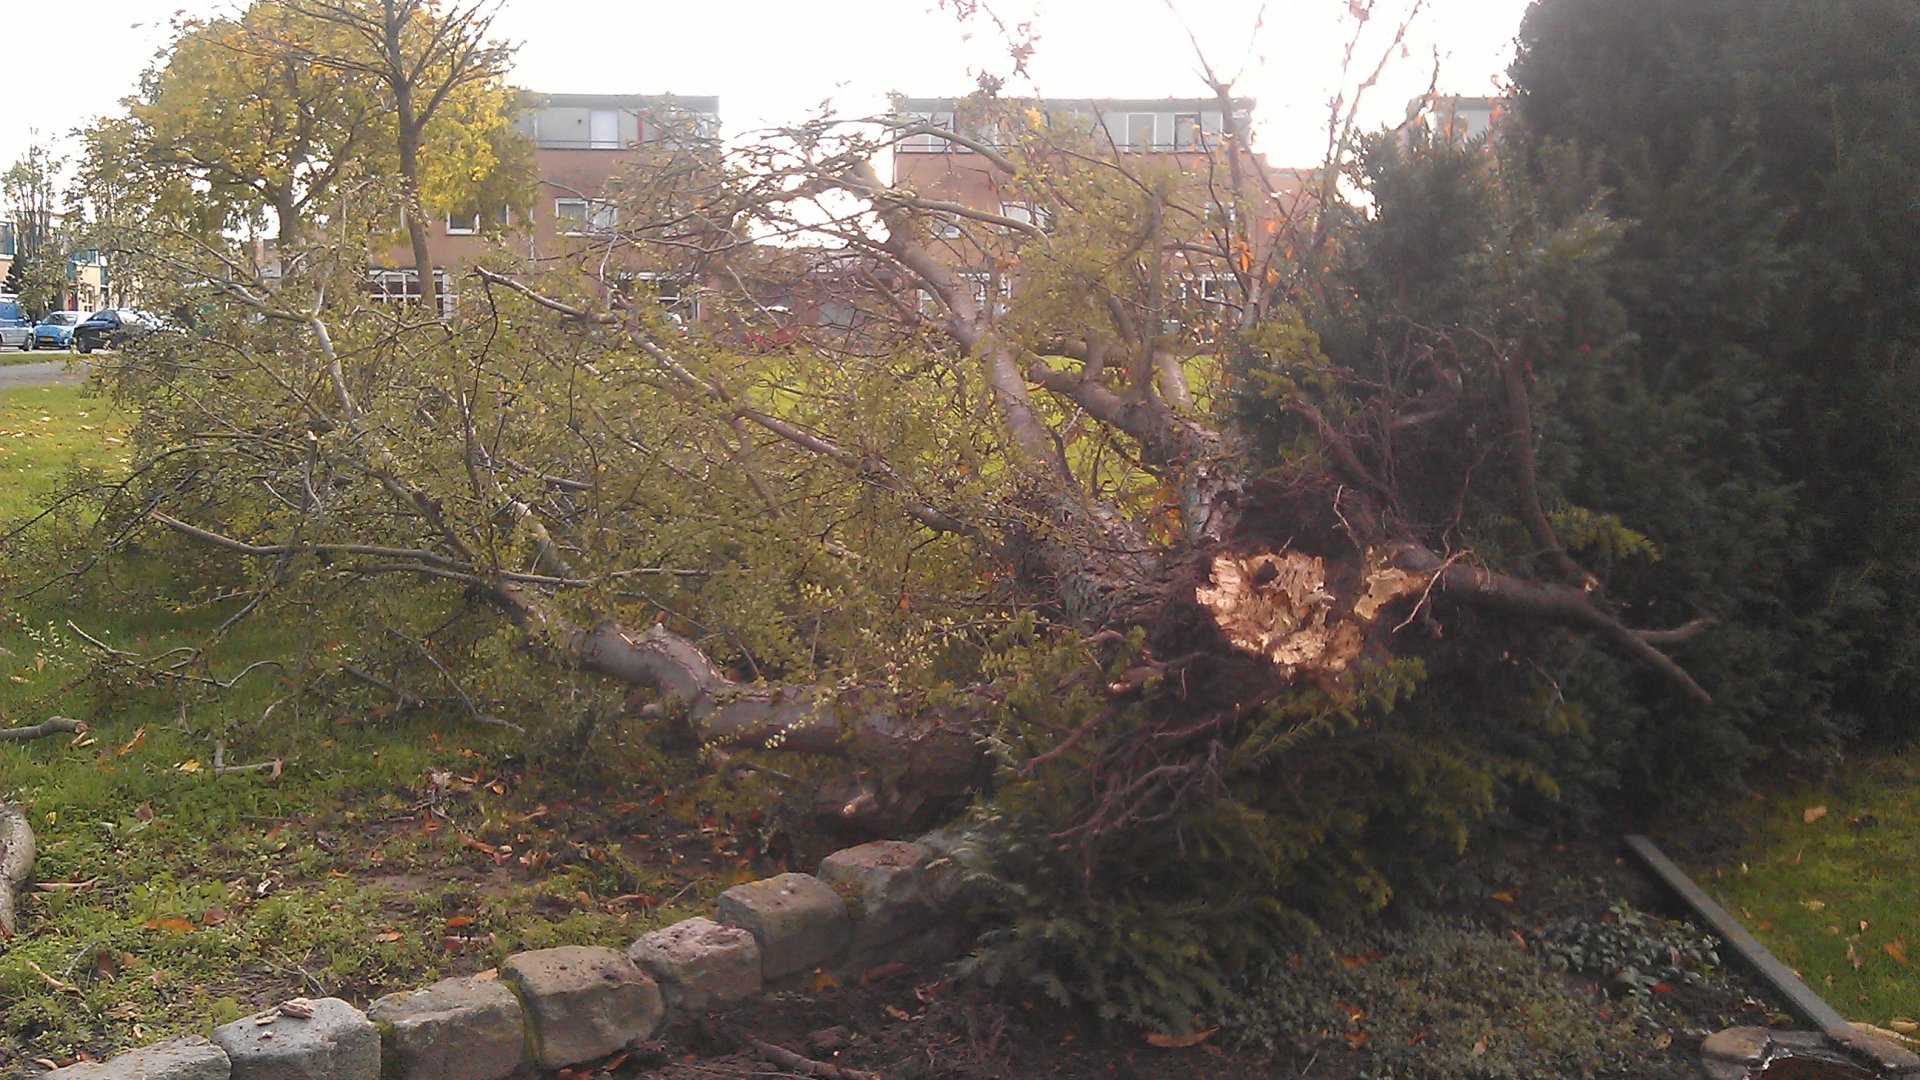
[{"left": 1512, "top": 0, "right": 1920, "bottom": 740}]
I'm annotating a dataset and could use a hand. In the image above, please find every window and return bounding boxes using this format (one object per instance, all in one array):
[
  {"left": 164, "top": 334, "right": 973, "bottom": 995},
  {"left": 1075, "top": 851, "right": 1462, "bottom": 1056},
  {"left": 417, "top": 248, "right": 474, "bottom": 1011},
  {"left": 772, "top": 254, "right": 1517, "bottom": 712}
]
[
  {"left": 959, "top": 271, "right": 1012, "bottom": 315},
  {"left": 446, "top": 206, "right": 509, "bottom": 235},
  {"left": 1123, "top": 112, "right": 1160, "bottom": 152},
  {"left": 898, "top": 111, "right": 956, "bottom": 153},
  {"left": 930, "top": 213, "right": 964, "bottom": 240},
  {"left": 555, "top": 198, "right": 618, "bottom": 236},
  {"left": 588, "top": 109, "right": 620, "bottom": 149},
  {"left": 0, "top": 222, "right": 13, "bottom": 257},
  {"left": 999, "top": 201, "right": 1051, "bottom": 232},
  {"left": 1173, "top": 113, "right": 1202, "bottom": 150},
  {"left": 367, "top": 268, "right": 453, "bottom": 317}
]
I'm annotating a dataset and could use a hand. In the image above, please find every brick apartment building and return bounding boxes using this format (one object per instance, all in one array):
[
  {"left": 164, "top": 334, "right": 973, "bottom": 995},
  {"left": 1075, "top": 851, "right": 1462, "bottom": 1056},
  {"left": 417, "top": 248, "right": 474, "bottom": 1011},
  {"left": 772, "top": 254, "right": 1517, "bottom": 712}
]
[
  {"left": 372, "top": 92, "right": 721, "bottom": 315},
  {"left": 886, "top": 95, "right": 1300, "bottom": 323}
]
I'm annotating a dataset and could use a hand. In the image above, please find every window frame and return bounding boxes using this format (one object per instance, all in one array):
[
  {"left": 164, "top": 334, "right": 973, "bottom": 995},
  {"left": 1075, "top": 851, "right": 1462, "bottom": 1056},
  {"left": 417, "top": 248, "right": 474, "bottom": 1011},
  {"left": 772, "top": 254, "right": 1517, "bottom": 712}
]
[
  {"left": 587, "top": 108, "right": 620, "bottom": 149},
  {"left": 555, "top": 197, "right": 619, "bottom": 237}
]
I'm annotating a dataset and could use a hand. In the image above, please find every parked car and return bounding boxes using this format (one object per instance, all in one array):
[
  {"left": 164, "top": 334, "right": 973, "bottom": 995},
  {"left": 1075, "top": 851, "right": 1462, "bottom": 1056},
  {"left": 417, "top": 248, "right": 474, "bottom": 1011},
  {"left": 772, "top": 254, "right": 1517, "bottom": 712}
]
[
  {"left": 0, "top": 294, "right": 29, "bottom": 351},
  {"left": 27, "top": 310, "right": 87, "bottom": 350},
  {"left": 72, "top": 309, "right": 164, "bottom": 354}
]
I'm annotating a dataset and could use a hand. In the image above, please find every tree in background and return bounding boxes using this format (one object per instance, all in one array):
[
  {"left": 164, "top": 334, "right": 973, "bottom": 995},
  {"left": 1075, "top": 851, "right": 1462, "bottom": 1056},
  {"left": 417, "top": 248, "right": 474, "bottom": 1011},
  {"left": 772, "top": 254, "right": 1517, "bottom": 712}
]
[
  {"left": 86, "top": 0, "right": 529, "bottom": 297},
  {"left": 1511, "top": 0, "right": 1920, "bottom": 742},
  {"left": 2, "top": 146, "right": 72, "bottom": 316}
]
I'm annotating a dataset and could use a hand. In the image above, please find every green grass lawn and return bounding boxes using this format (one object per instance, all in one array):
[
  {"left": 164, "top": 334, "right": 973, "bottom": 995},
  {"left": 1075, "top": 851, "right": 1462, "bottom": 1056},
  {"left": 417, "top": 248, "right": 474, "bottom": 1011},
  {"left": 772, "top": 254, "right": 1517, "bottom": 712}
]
[
  {"left": 0, "top": 349, "right": 76, "bottom": 368},
  {"left": 0, "top": 385, "right": 769, "bottom": 1062},
  {"left": 1701, "top": 753, "right": 1920, "bottom": 1034},
  {"left": 0, "top": 384, "right": 126, "bottom": 522}
]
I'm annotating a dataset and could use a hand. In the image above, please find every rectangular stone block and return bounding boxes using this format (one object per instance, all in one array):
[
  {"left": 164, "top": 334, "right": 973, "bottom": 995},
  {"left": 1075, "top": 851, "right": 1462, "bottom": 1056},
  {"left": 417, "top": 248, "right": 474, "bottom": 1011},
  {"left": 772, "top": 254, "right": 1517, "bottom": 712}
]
[
  {"left": 817, "top": 840, "right": 939, "bottom": 945},
  {"left": 46, "top": 1036, "right": 231, "bottom": 1080},
  {"left": 367, "top": 975, "right": 524, "bottom": 1080},
  {"left": 716, "top": 872, "right": 849, "bottom": 980},
  {"left": 629, "top": 916, "right": 762, "bottom": 1014},
  {"left": 212, "top": 998, "right": 379, "bottom": 1080},
  {"left": 499, "top": 946, "right": 662, "bottom": 1070}
]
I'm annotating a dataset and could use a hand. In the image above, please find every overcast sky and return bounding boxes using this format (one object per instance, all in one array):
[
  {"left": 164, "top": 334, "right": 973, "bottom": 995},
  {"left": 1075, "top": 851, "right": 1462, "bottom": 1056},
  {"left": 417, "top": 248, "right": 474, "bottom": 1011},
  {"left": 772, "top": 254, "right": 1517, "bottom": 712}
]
[{"left": 9, "top": 0, "right": 1532, "bottom": 187}]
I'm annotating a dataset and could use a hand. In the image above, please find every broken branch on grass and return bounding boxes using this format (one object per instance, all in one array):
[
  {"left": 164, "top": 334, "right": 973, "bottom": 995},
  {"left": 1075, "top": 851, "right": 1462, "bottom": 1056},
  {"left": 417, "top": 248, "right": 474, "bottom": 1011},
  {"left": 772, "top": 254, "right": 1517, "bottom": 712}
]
[{"left": 0, "top": 717, "right": 85, "bottom": 743}]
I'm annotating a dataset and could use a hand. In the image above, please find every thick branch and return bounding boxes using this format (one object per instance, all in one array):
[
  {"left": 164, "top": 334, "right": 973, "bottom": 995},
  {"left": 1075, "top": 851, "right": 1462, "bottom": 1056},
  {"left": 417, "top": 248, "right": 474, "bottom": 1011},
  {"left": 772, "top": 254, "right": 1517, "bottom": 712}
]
[
  {"left": 1389, "top": 544, "right": 1712, "bottom": 705},
  {"left": 1502, "top": 354, "right": 1597, "bottom": 587},
  {"left": 0, "top": 717, "right": 85, "bottom": 743}
]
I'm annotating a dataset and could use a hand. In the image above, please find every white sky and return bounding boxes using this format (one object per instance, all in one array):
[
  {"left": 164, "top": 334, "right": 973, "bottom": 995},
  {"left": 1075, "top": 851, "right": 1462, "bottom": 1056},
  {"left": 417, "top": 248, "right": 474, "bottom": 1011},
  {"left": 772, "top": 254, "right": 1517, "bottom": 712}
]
[{"left": 7, "top": 0, "right": 1532, "bottom": 189}]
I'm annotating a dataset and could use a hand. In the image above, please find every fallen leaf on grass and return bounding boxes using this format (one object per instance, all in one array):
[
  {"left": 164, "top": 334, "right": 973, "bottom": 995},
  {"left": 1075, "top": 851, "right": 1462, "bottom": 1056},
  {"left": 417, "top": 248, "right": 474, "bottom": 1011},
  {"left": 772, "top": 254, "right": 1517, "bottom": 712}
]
[
  {"left": 117, "top": 727, "right": 145, "bottom": 756},
  {"left": 142, "top": 916, "right": 196, "bottom": 934},
  {"left": 1803, "top": 805, "right": 1828, "bottom": 824},
  {"left": 1848, "top": 943, "right": 1864, "bottom": 970},
  {"left": 1884, "top": 938, "right": 1909, "bottom": 966},
  {"left": 1489, "top": 890, "right": 1515, "bottom": 903},
  {"left": 1145, "top": 1027, "right": 1218, "bottom": 1048},
  {"left": 176, "top": 759, "right": 200, "bottom": 773}
]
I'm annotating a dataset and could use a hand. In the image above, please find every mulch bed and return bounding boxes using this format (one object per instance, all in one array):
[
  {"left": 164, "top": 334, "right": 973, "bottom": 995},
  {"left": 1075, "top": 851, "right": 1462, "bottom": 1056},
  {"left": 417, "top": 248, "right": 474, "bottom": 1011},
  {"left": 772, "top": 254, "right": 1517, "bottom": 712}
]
[{"left": 575, "top": 837, "right": 1787, "bottom": 1079}]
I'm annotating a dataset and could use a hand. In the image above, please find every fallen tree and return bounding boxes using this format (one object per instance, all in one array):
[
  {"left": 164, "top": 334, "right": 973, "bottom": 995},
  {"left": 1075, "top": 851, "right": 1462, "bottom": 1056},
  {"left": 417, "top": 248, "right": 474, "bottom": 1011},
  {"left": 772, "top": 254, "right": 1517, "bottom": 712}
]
[{"left": 40, "top": 1, "right": 1734, "bottom": 1034}]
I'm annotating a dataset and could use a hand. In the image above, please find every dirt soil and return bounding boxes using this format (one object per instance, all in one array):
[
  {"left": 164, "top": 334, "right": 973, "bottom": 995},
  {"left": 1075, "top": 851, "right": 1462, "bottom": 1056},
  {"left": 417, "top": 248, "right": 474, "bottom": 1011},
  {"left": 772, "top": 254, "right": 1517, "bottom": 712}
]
[{"left": 560, "top": 838, "right": 1788, "bottom": 1080}]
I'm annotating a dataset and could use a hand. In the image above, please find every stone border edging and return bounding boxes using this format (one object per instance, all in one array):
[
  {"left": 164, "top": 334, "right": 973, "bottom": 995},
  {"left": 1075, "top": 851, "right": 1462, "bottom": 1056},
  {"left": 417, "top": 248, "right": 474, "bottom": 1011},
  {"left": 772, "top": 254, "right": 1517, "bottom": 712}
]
[
  {"left": 41, "top": 834, "right": 975, "bottom": 1080},
  {"left": 1623, "top": 835, "right": 1920, "bottom": 1078},
  {"left": 0, "top": 803, "right": 35, "bottom": 940}
]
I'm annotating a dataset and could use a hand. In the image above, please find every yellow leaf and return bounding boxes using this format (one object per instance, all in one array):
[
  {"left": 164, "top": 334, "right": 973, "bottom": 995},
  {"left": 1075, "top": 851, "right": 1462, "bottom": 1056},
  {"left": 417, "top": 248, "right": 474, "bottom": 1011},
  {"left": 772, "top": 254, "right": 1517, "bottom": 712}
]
[
  {"left": 1144, "top": 1027, "right": 1217, "bottom": 1048},
  {"left": 117, "top": 727, "right": 146, "bottom": 756},
  {"left": 1804, "top": 805, "right": 1828, "bottom": 824},
  {"left": 1885, "top": 938, "right": 1909, "bottom": 966},
  {"left": 142, "top": 916, "right": 196, "bottom": 934},
  {"left": 1490, "top": 891, "right": 1515, "bottom": 904},
  {"left": 176, "top": 759, "right": 201, "bottom": 773}
]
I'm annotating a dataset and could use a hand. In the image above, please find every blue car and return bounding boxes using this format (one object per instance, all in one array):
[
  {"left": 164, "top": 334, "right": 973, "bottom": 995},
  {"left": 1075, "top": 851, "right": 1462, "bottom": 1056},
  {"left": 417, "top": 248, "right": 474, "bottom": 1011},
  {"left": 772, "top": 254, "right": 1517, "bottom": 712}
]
[{"left": 27, "top": 310, "right": 86, "bottom": 350}]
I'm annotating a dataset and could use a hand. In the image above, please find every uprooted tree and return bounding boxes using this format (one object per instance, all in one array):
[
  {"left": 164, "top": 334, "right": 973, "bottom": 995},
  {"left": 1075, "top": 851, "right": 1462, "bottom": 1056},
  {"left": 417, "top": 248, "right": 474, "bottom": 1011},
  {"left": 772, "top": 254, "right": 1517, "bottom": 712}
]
[{"left": 37, "top": 0, "right": 1738, "bottom": 1032}]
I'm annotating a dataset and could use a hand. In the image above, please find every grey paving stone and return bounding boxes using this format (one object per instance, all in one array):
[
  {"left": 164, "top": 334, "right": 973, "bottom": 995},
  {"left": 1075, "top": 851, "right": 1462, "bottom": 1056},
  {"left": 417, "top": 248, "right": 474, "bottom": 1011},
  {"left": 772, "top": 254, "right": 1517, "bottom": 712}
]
[
  {"left": 717, "top": 872, "right": 849, "bottom": 981},
  {"left": 45, "top": 1036, "right": 230, "bottom": 1080},
  {"left": 367, "top": 975, "right": 524, "bottom": 1080},
  {"left": 629, "top": 917, "right": 762, "bottom": 1013},
  {"left": 211, "top": 998, "right": 379, "bottom": 1080},
  {"left": 499, "top": 946, "right": 662, "bottom": 1070}
]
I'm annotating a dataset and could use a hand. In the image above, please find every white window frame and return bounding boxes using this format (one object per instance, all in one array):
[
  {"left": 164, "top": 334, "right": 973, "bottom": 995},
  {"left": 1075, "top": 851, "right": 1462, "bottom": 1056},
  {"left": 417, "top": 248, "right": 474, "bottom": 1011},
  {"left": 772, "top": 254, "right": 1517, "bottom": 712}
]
[
  {"left": 367, "top": 267, "right": 453, "bottom": 317},
  {"left": 899, "top": 111, "right": 956, "bottom": 153},
  {"left": 555, "top": 198, "right": 618, "bottom": 236},
  {"left": 1122, "top": 112, "right": 1161, "bottom": 152},
  {"left": 587, "top": 108, "right": 620, "bottom": 149},
  {"left": 1173, "top": 113, "right": 1203, "bottom": 150},
  {"left": 998, "top": 201, "right": 1051, "bottom": 232},
  {"left": 959, "top": 270, "right": 1012, "bottom": 315},
  {"left": 446, "top": 206, "right": 508, "bottom": 235}
]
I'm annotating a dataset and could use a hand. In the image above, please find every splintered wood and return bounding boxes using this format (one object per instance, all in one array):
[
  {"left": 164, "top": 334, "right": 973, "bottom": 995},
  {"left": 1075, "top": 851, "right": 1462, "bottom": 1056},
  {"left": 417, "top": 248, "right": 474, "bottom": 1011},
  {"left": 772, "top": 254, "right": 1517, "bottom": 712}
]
[{"left": 1196, "top": 551, "right": 1423, "bottom": 676}]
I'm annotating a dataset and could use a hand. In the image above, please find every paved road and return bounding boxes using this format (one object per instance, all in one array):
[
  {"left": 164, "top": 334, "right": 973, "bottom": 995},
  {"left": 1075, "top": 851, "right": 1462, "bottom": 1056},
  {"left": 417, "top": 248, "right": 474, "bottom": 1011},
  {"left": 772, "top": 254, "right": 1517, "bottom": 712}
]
[{"left": 0, "top": 356, "right": 88, "bottom": 389}]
